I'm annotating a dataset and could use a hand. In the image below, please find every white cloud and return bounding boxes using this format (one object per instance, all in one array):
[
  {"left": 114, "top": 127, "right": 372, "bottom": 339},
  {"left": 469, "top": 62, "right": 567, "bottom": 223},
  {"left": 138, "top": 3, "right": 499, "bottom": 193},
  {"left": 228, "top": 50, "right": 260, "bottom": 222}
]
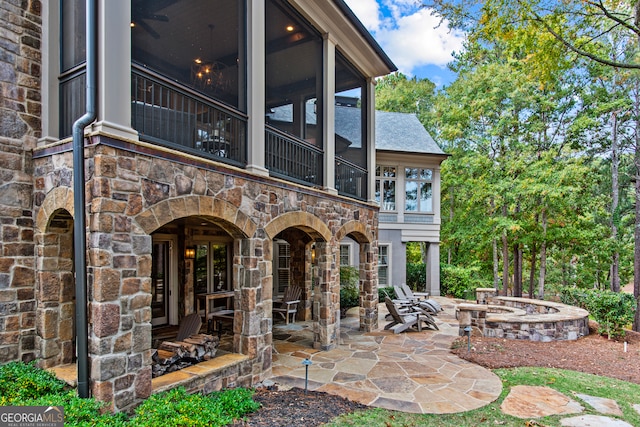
[
  {"left": 344, "top": 0, "right": 380, "bottom": 31},
  {"left": 345, "top": 0, "right": 465, "bottom": 77},
  {"left": 377, "top": 8, "right": 465, "bottom": 72}
]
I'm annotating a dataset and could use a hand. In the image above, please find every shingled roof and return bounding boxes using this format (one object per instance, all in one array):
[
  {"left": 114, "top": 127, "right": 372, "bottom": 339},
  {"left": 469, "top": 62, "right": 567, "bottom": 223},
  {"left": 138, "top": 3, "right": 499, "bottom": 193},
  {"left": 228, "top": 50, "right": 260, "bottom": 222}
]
[{"left": 267, "top": 104, "right": 445, "bottom": 155}]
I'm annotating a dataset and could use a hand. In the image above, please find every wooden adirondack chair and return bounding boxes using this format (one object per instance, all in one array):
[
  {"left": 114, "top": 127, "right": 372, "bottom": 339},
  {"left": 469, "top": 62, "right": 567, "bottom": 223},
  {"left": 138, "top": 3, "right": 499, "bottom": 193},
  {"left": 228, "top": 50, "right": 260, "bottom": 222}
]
[
  {"left": 383, "top": 297, "right": 438, "bottom": 333},
  {"left": 401, "top": 283, "right": 429, "bottom": 301},
  {"left": 273, "top": 285, "right": 302, "bottom": 324}
]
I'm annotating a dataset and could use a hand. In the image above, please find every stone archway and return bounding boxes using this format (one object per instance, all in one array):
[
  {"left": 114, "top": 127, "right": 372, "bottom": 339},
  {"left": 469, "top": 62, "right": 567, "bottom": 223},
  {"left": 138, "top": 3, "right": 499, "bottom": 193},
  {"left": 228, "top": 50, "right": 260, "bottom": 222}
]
[
  {"left": 264, "top": 212, "right": 339, "bottom": 349},
  {"left": 335, "top": 221, "right": 378, "bottom": 331},
  {"left": 34, "top": 187, "right": 77, "bottom": 369}
]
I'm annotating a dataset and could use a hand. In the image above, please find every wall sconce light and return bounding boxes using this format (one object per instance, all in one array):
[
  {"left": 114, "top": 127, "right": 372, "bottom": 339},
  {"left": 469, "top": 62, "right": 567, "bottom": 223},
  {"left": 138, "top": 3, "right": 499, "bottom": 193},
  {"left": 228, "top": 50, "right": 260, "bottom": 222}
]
[
  {"left": 185, "top": 247, "right": 196, "bottom": 259},
  {"left": 311, "top": 247, "right": 316, "bottom": 263}
]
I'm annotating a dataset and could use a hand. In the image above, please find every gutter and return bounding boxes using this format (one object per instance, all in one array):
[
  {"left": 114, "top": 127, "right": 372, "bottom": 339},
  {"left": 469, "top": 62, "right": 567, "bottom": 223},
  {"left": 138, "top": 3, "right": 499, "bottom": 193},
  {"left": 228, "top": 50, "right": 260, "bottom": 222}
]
[{"left": 72, "top": 0, "right": 96, "bottom": 399}]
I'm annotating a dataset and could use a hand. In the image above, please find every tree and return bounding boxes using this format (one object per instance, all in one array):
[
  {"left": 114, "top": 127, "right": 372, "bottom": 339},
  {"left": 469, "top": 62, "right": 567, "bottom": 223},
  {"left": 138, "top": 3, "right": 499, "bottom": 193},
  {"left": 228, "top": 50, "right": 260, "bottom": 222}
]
[{"left": 429, "top": 0, "right": 640, "bottom": 331}]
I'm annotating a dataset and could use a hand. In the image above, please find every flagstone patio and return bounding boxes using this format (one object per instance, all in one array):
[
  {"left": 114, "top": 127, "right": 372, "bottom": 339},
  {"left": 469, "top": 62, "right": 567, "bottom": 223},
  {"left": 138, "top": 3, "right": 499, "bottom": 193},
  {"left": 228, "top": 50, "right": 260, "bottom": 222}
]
[{"left": 270, "top": 297, "right": 503, "bottom": 414}]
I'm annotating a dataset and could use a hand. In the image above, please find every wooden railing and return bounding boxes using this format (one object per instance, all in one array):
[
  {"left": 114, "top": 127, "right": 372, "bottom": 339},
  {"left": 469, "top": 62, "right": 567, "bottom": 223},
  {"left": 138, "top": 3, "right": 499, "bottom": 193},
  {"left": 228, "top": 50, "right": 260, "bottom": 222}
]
[
  {"left": 131, "top": 64, "right": 247, "bottom": 166},
  {"left": 265, "top": 125, "right": 323, "bottom": 187}
]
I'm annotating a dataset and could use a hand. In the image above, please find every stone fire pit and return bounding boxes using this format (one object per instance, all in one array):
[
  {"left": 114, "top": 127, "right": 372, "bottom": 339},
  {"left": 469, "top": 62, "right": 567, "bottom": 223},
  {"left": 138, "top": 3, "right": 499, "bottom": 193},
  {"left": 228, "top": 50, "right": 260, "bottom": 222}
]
[{"left": 456, "top": 288, "right": 589, "bottom": 342}]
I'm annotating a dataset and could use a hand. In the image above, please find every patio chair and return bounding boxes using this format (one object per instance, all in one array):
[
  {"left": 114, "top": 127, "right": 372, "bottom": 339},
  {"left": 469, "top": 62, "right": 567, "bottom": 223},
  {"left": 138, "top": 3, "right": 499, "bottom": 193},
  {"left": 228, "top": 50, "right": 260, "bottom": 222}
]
[
  {"left": 273, "top": 285, "right": 302, "bottom": 324},
  {"left": 176, "top": 312, "right": 203, "bottom": 341},
  {"left": 393, "top": 285, "right": 417, "bottom": 304},
  {"left": 383, "top": 297, "right": 438, "bottom": 333},
  {"left": 420, "top": 298, "right": 443, "bottom": 315},
  {"left": 396, "top": 284, "right": 442, "bottom": 316},
  {"left": 401, "top": 283, "right": 429, "bottom": 301}
]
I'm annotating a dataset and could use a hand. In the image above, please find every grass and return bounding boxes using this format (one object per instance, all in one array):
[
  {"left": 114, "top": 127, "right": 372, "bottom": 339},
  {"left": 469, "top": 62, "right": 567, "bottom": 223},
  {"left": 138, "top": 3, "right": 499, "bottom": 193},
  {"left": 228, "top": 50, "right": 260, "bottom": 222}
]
[
  {"left": 4, "top": 361, "right": 639, "bottom": 426},
  {"left": 325, "top": 367, "right": 640, "bottom": 427}
]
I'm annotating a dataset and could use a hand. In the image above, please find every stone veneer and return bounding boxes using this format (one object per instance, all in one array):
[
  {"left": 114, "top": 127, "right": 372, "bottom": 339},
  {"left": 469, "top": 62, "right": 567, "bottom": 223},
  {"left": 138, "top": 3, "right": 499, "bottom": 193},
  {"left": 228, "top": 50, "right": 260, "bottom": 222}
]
[
  {"left": 30, "top": 136, "right": 379, "bottom": 412},
  {"left": 0, "top": 0, "right": 381, "bottom": 413},
  {"left": 0, "top": 0, "right": 42, "bottom": 365},
  {"left": 457, "top": 289, "right": 589, "bottom": 342}
]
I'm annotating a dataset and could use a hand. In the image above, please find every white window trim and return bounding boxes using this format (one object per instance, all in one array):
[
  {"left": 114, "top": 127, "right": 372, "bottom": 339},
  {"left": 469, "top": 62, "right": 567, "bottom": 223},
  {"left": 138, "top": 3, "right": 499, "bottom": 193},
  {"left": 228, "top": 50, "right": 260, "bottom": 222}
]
[{"left": 378, "top": 243, "right": 391, "bottom": 287}]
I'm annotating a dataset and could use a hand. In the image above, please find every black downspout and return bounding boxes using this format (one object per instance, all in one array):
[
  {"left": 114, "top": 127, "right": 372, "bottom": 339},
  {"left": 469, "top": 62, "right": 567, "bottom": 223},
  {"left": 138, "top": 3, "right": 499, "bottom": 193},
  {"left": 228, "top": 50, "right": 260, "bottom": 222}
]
[{"left": 72, "top": 0, "right": 96, "bottom": 399}]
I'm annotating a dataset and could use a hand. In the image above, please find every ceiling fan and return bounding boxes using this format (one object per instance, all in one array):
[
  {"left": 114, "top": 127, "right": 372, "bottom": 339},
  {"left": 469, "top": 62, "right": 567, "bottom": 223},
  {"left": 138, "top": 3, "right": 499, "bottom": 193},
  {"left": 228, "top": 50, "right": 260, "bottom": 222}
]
[{"left": 131, "top": 0, "right": 176, "bottom": 39}]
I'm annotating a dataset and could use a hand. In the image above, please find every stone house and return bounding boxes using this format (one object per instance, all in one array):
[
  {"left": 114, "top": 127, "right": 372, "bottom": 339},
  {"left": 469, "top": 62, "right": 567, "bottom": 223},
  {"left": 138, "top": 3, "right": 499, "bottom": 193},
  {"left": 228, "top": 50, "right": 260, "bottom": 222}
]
[{"left": 0, "top": 0, "right": 397, "bottom": 412}]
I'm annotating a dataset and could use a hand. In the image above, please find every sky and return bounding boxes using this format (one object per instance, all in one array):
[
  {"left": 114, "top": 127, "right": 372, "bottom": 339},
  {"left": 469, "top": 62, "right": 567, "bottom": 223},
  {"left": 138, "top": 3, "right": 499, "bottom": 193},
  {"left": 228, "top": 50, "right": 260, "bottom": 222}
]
[{"left": 344, "top": 0, "right": 466, "bottom": 87}]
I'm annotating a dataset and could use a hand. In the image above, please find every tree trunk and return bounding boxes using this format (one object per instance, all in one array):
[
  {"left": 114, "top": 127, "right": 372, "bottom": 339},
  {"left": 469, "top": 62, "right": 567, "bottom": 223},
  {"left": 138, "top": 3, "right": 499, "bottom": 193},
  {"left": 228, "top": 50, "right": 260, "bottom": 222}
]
[
  {"left": 513, "top": 243, "right": 522, "bottom": 297},
  {"left": 491, "top": 198, "right": 499, "bottom": 289},
  {"left": 448, "top": 187, "right": 454, "bottom": 264},
  {"left": 633, "top": 80, "right": 640, "bottom": 332},
  {"left": 529, "top": 242, "right": 537, "bottom": 298},
  {"left": 634, "top": 168, "right": 640, "bottom": 331},
  {"left": 502, "top": 206, "right": 509, "bottom": 296},
  {"left": 538, "top": 209, "right": 547, "bottom": 299},
  {"left": 493, "top": 238, "right": 499, "bottom": 289},
  {"left": 611, "top": 110, "right": 620, "bottom": 292}
]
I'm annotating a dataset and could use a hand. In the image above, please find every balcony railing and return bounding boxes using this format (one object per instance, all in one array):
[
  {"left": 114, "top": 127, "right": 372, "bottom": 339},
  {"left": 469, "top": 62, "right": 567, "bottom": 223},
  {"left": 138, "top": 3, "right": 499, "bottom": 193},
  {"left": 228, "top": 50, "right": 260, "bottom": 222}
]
[
  {"left": 265, "top": 125, "right": 323, "bottom": 187},
  {"left": 131, "top": 64, "right": 247, "bottom": 167},
  {"left": 59, "top": 65, "right": 86, "bottom": 138},
  {"left": 335, "top": 158, "right": 367, "bottom": 200}
]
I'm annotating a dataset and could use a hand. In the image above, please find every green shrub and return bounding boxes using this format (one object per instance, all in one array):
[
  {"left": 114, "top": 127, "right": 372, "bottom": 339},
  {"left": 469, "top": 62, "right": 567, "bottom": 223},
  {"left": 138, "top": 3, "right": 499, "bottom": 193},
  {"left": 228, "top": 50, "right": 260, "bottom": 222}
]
[
  {"left": 340, "top": 266, "right": 360, "bottom": 316},
  {"left": 0, "top": 361, "right": 66, "bottom": 404},
  {"left": 440, "top": 264, "right": 485, "bottom": 299},
  {"left": 406, "top": 262, "right": 426, "bottom": 290},
  {"left": 378, "top": 286, "right": 396, "bottom": 301},
  {"left": 0, "top": 362, "right": 119, "bottom": 426},
  {"left": 560, "top": 287, "right": 636, "bottom": 338},
  {"left": 131, "top": 387, "right": 259, "bottom": 427},
  {"left": 0, "top": 362, "right": 260, "bottom": 427}
]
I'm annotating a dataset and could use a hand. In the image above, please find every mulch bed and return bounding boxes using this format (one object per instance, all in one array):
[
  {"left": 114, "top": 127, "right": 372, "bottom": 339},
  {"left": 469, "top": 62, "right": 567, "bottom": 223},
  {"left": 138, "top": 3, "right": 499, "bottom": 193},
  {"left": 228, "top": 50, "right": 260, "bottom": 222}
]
[{"left": 231, "top": 387, "right": 367, "bottom": 427}]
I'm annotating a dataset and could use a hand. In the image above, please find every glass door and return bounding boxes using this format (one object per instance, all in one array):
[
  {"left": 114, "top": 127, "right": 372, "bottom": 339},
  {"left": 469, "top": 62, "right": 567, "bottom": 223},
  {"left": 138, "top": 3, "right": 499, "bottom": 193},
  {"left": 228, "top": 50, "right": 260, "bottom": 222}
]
[
  {"left": 194, "top": 242, "right": 230, "bottom": 307},
  {"left": 151, "top": 241, "right": 170, "bottom": 325}
]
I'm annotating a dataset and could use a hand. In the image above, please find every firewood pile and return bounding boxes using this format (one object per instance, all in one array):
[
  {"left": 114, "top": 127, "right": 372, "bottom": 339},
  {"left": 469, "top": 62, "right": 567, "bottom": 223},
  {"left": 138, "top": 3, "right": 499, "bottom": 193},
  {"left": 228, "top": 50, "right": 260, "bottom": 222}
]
[{"left": 152, "top": 334, "right": 219, "bottom": 377}]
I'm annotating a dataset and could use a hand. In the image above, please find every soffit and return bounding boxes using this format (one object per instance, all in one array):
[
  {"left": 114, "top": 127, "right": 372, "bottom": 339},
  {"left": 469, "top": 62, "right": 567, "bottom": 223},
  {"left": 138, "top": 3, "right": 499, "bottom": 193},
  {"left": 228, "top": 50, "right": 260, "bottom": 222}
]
[{"left": 288, "top": 0, "right": 397, "bottom": 78}]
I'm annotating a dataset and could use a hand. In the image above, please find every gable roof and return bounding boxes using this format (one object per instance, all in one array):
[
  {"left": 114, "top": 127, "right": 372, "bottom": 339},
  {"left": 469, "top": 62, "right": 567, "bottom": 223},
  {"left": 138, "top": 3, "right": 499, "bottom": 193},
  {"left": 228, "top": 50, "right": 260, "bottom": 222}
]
[
  {"left": 267, "top": 104, "right": 445, "bottom": 155},
  {"left": 375, "top": 110, "right": 444, "bottom": 155}
]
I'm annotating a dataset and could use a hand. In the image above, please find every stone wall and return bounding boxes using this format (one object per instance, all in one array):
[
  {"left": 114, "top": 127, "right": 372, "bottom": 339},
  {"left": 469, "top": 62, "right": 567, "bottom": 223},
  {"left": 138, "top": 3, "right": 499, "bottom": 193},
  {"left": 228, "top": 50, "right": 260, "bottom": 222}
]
[
  {"left": 32, "top": 136, "right": 379, "bottom": 411},
  {"left": 457, "top": 296, "right": 590, "bottom": 342},
  {"left": 0, "top": 0, "right": 42, "bottom": 364}
]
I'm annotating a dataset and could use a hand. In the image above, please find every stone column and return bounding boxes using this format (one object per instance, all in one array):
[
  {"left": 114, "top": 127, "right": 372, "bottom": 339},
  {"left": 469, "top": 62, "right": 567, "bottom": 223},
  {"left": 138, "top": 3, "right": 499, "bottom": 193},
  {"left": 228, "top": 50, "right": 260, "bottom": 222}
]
[
  {"left": 235, "top": 237, "right": 271, "bottom": 382},
  {"left": 87, "top": 149, "right": 152, "bottom": 412},
  {"left": 359, "top": 242, "right": 378, "bottom": 331},
  {"left": 0, "top": 0, "right": 40, "bottom": 364},
  {"left": 313, "top": 242, "right": 339, "bottom": 350}
]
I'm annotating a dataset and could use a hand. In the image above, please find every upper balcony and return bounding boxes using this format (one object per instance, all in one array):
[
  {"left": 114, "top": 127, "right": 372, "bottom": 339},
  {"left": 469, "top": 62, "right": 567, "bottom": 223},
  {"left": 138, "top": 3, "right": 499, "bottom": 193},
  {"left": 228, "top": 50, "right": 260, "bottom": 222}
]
[{"left": 52, "top": 0, "right": 397, "bottom": 203}]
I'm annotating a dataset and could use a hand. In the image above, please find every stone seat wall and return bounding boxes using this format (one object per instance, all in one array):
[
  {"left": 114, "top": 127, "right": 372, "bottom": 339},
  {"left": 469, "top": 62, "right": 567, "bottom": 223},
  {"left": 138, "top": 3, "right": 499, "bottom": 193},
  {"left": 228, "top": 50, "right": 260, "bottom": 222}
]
[{"left": 457, "top": 291, "right": 589, "bottom": 342}]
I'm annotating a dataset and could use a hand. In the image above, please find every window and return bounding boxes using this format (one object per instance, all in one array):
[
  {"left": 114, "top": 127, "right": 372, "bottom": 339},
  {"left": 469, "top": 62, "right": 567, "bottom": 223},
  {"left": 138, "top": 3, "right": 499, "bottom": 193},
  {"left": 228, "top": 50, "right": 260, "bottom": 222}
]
[
  {"left": 405, "top": 168, "right": 433, "bottom": 212},
  {"left": 339, "top": 245, "right": 350, "bottom": 266},
  {"left": 131, "top": 0, "right": 246, "bottom": 110},
  {"left": 378, "top": 245, "right": 390, "bottom": 286},
  {"left": 274, "top": 241, "right": 291, "bottom": 295},
  {"left": 375, "top": 166, "right": 396, "bottom": 211}
]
